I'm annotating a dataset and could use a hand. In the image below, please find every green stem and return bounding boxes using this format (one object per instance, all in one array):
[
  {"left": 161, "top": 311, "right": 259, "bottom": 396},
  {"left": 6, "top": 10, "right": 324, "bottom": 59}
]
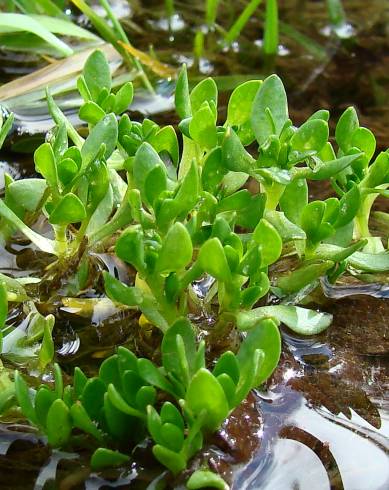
[
  {"left": 98, "top": 0, "right": 155, "bottom": 94},
  {"left": 89, "top": 200, "right": 132, "bottom": 245},
  {"left": 54, "top": 224, "right": 68, "bottom": 256},
  {"left": 224, "top": 0, "right": 263, "bottom": 45},
  {"left": 263, "top": 0, "right": 279, "bottom": 56},
  {"left": 263, "top": 182, "right": 285, "bottom": 210},
  {"left": 146, "top": 274, "right": 178, "bottom": 325}
]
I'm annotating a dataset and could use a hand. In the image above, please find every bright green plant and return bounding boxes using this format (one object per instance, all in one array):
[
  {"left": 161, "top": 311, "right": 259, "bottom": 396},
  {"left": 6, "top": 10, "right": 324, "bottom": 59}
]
[
  {"left": 13, "top": 317, "right": 279, "bottom": 487},
  {"left": 1, "top": 48, "right": 388, "bottom": 489}
]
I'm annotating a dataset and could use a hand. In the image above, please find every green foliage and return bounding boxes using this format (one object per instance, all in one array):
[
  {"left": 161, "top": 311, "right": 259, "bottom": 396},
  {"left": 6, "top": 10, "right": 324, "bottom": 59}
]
[
  {"left": 1, "top": 50, "right": 388, "bottom": 489},
  {"left": 13, "top": 317, "right": 278, "bottom": 476}
]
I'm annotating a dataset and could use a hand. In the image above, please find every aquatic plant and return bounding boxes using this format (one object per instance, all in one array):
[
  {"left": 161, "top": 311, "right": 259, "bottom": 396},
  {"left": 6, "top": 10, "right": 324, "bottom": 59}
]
[
  {"left": 13, "top": 316, "right": 278, "bottom": 484},
  {"left": 0, "top": 48, "right": 388, "bottom": 487}
]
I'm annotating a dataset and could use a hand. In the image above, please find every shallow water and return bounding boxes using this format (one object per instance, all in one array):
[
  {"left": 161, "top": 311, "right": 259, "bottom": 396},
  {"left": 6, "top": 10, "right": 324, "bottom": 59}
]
[{"left": 0, "top": 0, "right": 388, "bottom": 489}]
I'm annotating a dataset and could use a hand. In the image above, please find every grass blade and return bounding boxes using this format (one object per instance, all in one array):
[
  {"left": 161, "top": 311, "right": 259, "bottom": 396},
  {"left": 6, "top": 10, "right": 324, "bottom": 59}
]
[
  {"left": 263, "top": 0, "right": 278, "bottom": 56},
  {"left": 0, "top": 13, "right": 73, "bottom": 56},
  {"left": 224, "top": 0, "right": 263, "bottom": 45}
]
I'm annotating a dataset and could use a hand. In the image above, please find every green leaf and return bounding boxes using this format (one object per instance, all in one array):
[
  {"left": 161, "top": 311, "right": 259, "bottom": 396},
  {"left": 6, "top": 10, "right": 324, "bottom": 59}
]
[
  {"left": 137, "top": 359, "right": 177, "bottom": 397},
  {"left": 145, "top": 165, "right": 167, "bottom": 206},
  {"left": 290, "top": 119, "right": 329, "bottom": 153},
  {"left": 237, "top": 318, "right": 280, "bottom": 389},
  {"left": 189, "top": 102, "right": 217, "bottom": 150},
  {"left": 213, "top": 351, "right": 240, "bottom": 385},
  {"left": 149, "top": 125, "right": 179, "bottom": 167},
  {"left": 333, "top": 184, "right": 360, "bottom": 228},
  {"left": 198, "top": 238, "right": 231, "bottom": 283},
  {"left": 8, "top": 179, "right": 47, "bottom": 212},
  {"left": 351, "top": 127, "right": 376, "bottom": 163},
  {"left": 107, "top": 383, "right": 144, "bottom": 418},
  {"left": 160, "top": 401, "right": 184, "bottom": 431},
  {"left": 175, "top": 64, "right": 191, "bottom": 119},
  {"left": 34, "top": 142, "right": 58, "bottom": 190},
  {"left": 46, "top": 399, "right": 72, "bottom": 447},
  {"left": 135, "top": 385, "right": 156, "bottom": 411},
  {"left": 187, "top": 469, "right": 229, "bottom": 490},
  {"left": 335, "top": 106, "right": 359, "bottom": 152},
  {"left": 152, "top": 444, "right": 186, "bottom": 476},
  {"left": 308, "top": 109, "right": 330, "bottom": 122},
  {"left": 115, "top": 226, "right": 146, "bottom": 273},
  {"left": 79, "top": 101, "right": 106, "bottom": 125},
  {"left": 0, "top": 113, "right": 14, "bottom": 149},
  {"left": 160, "top": 422, "right": 184, "bottom": 452},
  {"left": 114, "top": 82, "right": 134, "bottom": 114},
  {"left": 86, "top": 185, "right": 113, "bottom": 236},
  {"left": 70, "top": 401, "right": 103, "bottom": 441},
  {"left": 73, "top": 367, "right": 87, "bottom": 398},
  {"left": 90, "top": 448, "right": 129, "bottom": 470},
  {"left": 174, "top": 159, "right": 200, "bottom": 217},
  {"left": 38, "top": 317, "right": 55, "bottom": 370},
  {"left": 315, "top": 240, "right": 367, "bottom": 262},
  {"left": 279, "top": 178, "right": 308, "bottom": 225},
  {"left": 222, "top": 127, "right": 255, "bottom": 173},
  {"left": 185, "top": 368, "right": 229, "bottom": 432},
  {"left": 133, "top": 142, "right": 167, "bottom": 202},
  {"left": 81, "top": 377, "right": 106, "bottom": 422},
  {"left": 49, "top": 193, "right": 86, "bottom": 225},
  {"left": 57, "top": 158, "right": 79, "bottom": 185},
  {"left": 227, "top": 80, "right": 262, "bottom": 127},
  {"left": 103, "top": 272, "right": 144, "bottom": 307},
  {"left": 202, "top": 147, "right": 226, "bottom": 193},
  {"left": 251, "top": 74, "right": 288, "bottom": 145},
  {"left": 147, "top": 404, "right": 163, "bottom": 443},
  {"left": 29, "top": 13, "right": 98, "bottom": 40},
  {"left": 236, "top": 305, "right": 332, "bottom": 335},
  {"left": 53, "top": 363, "right": 63, "bottom": 399},
  {"left": 263, "top": 0, "right": 279, "bottom": 55},
  {"left": 34, "top": 387, "right": 56, "bottom": 428},
  {"left": 299, "top": 153, "right": 362, "bottom": 181},
  {"left": 81, "top": 113, "right": 118, "bottom": 167},
  {"left": 83, "top": 49, "right": 111, "bottom": 102},
  {"left": 14, "top": 371, "right": 37, "bottom": 425},
  {"left": 348, "top": 251, "right": 389, "bottom": 273},
  {"left": 85, "top": 157, "right": 109, "bottom": 214},
  {"left": 265, "top": 210, "right": 306, "bottom": 241},
  {"left": 254, "top": 166, "right": 291, "bottom": 185},
  {"left": 0, "top": 13, "right": 73, "bottom": 57},
  {"left": 155, "top": 222, "right": 193, "bottom": 273},
  {"left": 253, "top": 218, "right": 282, "bottom": 266},
  {"left": 364, "top": 152, "right": 389, "bottom": 188},
  {"left": 0, "top": 282, "right": 7, "bottom": 331},
  {"left": 301, "top": 201, "right": 326, "bottom": 243},
  {"left": 0, "top": 200, "right": 57, "bottom": 255},
  {"left": 190, "top": 78, "right": 218, "bottom": 114},
  {"left": 99, "top": 355, "right": 121, "bottom": 390},
  {"left": 276, "top": 261, "right": 334, "bottom": 294},
  {"left": 162, "top": 318, "right": 196, "bottom": 385}
]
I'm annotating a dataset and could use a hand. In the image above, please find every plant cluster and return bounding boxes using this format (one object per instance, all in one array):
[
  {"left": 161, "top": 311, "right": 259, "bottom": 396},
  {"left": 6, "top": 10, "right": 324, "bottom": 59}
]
[
  {"left": 0, "top": 48, "right": 388, "bottom": 487},
  {"left": 13, "top": 317, "right": 277, "bottom": 484}
]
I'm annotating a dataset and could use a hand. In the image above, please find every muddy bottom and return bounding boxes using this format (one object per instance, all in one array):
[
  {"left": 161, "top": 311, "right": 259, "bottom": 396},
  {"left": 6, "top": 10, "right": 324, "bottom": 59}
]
[{"left": 0, "top": 293, "right": 387, "bottom": 490}]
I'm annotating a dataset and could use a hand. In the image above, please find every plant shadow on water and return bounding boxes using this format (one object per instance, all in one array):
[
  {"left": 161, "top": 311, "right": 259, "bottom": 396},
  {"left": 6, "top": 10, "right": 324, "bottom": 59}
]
[{"left": 0, "top": 0, "right": 388, "bottom": 489}]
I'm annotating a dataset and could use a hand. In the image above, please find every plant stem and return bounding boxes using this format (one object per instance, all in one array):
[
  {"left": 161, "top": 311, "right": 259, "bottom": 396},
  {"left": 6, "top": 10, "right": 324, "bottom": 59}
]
[
  {"left": 263, "top": 0, "right": 279, "bottom": 56},
  {"left": 224, "top": 0, "right": 263, "bottom": 45},
  {"left": 206, "top": 0, "right": 219, "bottom": 27},
  {"left": 263, "top": 182, "right": 285, "bottom": 210},
  {"left": 165, "top": 0, "right": 175, "bottom": 18},
  {"left": 98, "top": 0, "right": 155, "bottom": 94},
  {"left": 54, "top": 224, "right": 68, "bottom": 256},
  {"left": 354, "top": 195, "right": 376, "bottom": 239}
]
